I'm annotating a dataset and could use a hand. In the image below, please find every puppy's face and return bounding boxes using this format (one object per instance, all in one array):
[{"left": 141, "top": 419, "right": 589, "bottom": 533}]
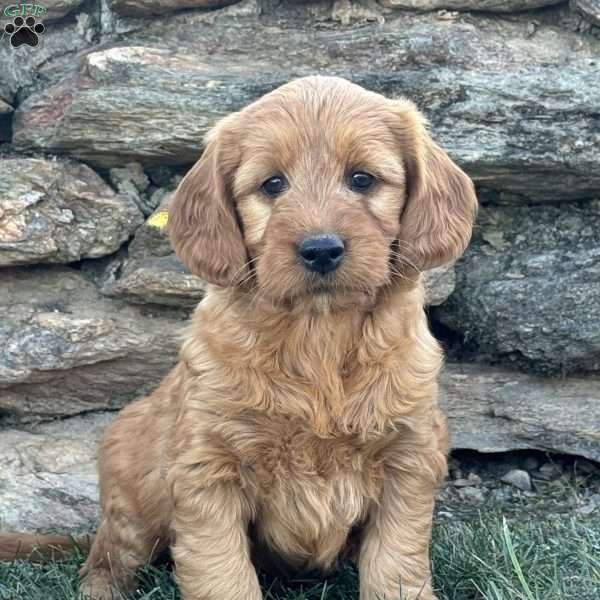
[
  {"left": 169, "top": 77, "right": 477, "bottom": 305},
  {"left": 233, "top": 85, "right": 405, "bottom": 302}
]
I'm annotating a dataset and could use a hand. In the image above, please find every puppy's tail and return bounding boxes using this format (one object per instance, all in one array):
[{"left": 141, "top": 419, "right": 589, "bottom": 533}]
[{"left": 0, "top": 532, "right": 92, "bottom": 563}]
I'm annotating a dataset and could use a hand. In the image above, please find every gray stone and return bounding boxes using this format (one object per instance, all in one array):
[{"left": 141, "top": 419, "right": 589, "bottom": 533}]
[
  {"left": 0, "top": 266, "right": 186, "bottom": 421},
  {"left": 379, "top": 0, "right": 563, "bottom": 12},
  {"left": 501, "top": 469, "right": 533, "bottom": 491},
  {"left": 0, "top": 157, "right": 143, "bottom": 266},
  {"left": 423, "top": 264, "right": 456, "bottom": 306},
  {"left": 453, "top": 473, "right": 482, "bottom": 487},
  {"left": 109, "top": 162, "right": 156, "bottom": 217},
  {"left": 537, "top": 462, "right": 563, "bottom": 480},
  {"left": 577, "top": 493, "right": 600, "bottom": 516},
  {"left": 574, "top": 0, "right": 600, "bottom": 26},
  {"left": 457, "top": 486, "right": 485, "bottom": 503},
  {"left": 576, "top": 459, "right": 599, "bottom": 474},
  {"left": 440, "top": 362, "right": 600, "bottom": 462},
  {"left": 99, "top": 195, "right": 208, "bottom": 306},
  {"left": 435, "top": 202, "right": 600, "bottom": 375},
  {"left": 41, "top": 0, "right": 86, "bottom": 21},
  {"left": 333, "top": 0, "right": 384, "bottom": 24},
  {"left": 108, "top": 0, "right": 240, "bottom": 17},
  {"left": 523, "top": 456, "right": 540, "bottom": 471},
  {"left": 10, "top": 9, "right": 600, "bottom": 201},
  {"left": 0, "top": 17, "right": 94, "bottom": 105},
  {"left": 0, "top": 412, "right": 108, "bottom": 534},
  {"left": 102, "top": 254, "right": 207, "bottom": 307}
]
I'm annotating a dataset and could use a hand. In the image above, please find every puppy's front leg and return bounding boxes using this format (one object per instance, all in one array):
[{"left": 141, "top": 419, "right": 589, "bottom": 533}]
[
  {"left": 172, "top": 482, "right": 262, "bottom": 600},
  {"left": 358, "top": 450, "right": 446, "bottom": 600}
]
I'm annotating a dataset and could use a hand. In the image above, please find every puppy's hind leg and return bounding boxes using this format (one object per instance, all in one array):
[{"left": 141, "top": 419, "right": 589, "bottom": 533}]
[
  {"left": 80, "top": 510, "right": 164, "bottom": 600},
  {"left": 80, "top": 397, "right": 172, "bottom": 599}
]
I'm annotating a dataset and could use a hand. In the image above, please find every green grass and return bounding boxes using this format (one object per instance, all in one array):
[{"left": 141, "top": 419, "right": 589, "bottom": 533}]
[{"left": 1, "top": 513, "right": 598, "bottom": 600}]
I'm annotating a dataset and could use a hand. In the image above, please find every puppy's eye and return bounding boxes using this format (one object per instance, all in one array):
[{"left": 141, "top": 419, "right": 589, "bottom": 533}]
[
  {"left": 350, "top": 171, "right": 375, "bottom": 192},
  {"left": 261, "top": 175, "right": 288, "bottom": 198}
]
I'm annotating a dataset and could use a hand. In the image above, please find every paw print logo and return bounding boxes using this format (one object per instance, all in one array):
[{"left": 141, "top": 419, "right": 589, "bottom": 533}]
[{"left": 4, "top": 16, "right": 45, "bottom": 48}]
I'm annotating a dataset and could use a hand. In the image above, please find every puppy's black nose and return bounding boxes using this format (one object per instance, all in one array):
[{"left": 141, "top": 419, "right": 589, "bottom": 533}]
[{"left": 298, "top": 234, "right": 345, "bottom": 274}]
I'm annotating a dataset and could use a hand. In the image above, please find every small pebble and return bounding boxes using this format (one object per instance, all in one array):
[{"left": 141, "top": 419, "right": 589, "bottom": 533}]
[
  {"left": 501, "top": 469, "right": 532, "bottom": 492},
  {"left": 491, "top": 487, "right": 512, "bottom": 502},
  {"left": 537, "top": 462, "right": 562, "bottom": 480},
  {"left": 578, "top": 502, "right": 597, "bottom": 516},
  {"left": 523, "top": 456, "right": 540, "bottom": 471},
  {"left": 576, "top": 459, "right": 598, "bottom": 475},
  {"left": 458, "top": 487, "right": 485, "bottom": 503},
  {"left": 453, "top": 473, "right": 481, "bottom": 488}
]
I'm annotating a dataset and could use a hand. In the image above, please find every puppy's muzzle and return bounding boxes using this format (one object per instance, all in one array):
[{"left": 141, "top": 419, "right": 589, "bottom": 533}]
[{"left": 298, "top": 234, "right": 345, "bottom": 274}]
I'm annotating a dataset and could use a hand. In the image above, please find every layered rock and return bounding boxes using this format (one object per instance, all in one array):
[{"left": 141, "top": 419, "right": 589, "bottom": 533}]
[
  {"left": 0, "top": 267, "right": 186, "bottom": 421},
  {"left": 0, "top": 413, "right": 108, "bottom": 533},
  {"left": 41, "top": 0, "right": 86, "bottom": 21},
  {"left": 434, "top": 201, "right": 600, "bottom": 375},
  {"left": 441, "top": 363, "right": 600, "bottom": 462},
  {"left": 11, "top": 10, "right": 600, "bottom": 201},
  {"left": 575, "top": 0, "right": 600, "bottom": 26},
  {"left": 379, "top": 0, "right": 564, "bottom": 11},
  {"left": 108, "top": 0, "right": 239, "bottom": 17},
  {"left": 100, "top": 196, "right": 208, "bottom": 307},
  {"left": 0, "top": 17, "right": 94, "bottom": 104},
  {"left": 0, "top": 158, "right": 143, "bottom": 266}
]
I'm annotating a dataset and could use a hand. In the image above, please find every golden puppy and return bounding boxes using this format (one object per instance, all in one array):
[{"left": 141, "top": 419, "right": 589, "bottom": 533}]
[{"left": 75, "top": 76, "right": 476, "bottom": 599}]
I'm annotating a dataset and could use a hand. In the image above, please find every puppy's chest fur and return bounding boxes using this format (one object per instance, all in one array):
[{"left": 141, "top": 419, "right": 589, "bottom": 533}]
[
  {"left": 178, "top": 291, "right": 438, "bottom": 569},
  {"left": 231, "top": 415, "right": 385, "bottom": 570}
]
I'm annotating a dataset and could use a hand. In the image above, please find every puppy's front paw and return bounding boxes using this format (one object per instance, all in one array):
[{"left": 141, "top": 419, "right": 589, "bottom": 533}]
[{"left": 80, "top": 569, "right": 126, "bottom": 600}]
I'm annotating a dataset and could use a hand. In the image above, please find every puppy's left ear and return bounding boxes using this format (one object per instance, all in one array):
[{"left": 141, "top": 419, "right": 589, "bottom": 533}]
[
  {"left": 168, "top": 114, "right": 248, "bottom": 287},
  {"left": 389, "top": 100, "right": 478, "bottom": 270}
]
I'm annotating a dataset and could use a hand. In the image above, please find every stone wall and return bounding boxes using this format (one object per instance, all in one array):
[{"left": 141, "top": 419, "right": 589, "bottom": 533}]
[{"left": 1, "top": 0, "right": 599, "bottom": 533}]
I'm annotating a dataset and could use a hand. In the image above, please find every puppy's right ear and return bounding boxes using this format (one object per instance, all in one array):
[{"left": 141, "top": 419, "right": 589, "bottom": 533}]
[{"left": 168, "top": 115, "right": 247, "bottom": 287}]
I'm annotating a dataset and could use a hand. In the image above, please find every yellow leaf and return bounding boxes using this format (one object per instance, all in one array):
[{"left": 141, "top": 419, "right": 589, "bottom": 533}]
[{"left": 147, "top": 211, "right": 169, "bottom": 230}]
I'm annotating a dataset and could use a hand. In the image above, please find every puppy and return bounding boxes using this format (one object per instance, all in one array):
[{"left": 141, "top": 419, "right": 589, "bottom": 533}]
[{"left": 78, "top": 76, "right": 477, "bottom": 600}]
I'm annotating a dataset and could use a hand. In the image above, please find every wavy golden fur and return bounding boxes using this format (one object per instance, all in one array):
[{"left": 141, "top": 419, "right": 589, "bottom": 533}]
[{"left": 0, "top": 76, "right": 477, "bottom": 600}]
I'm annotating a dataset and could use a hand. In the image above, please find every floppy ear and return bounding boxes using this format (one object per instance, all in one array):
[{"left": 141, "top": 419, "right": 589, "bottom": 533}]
[
  {"left": 390, "top": 100, "right": 478, "bottom": 270},
  {"left": 168, "top": 116, "right": 248, "bottom": 287}
]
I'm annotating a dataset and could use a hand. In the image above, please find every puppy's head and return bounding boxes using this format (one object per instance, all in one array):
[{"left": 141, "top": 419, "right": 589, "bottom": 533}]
[{"left": 169, "top": 77, "right": 477, "bottom": 304}]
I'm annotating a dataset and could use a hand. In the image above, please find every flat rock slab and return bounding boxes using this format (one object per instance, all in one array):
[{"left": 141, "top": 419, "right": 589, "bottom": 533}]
[
  {"left": 108, "top": 0, "right": 240, "bottom": 17},
  {"left": 40, "top": 0, "right": 86, "bottom": 21},
  {"left": 379, "top": 0, "right": 563, "bottom": 11},
  {"left": 0, "top": 266, "right": 186, "bottom": 421},
  {"left": 575, "top": 0, "right": 600, "bottom": 26},
  {"left": 441, "top": 363, "right": 600, "bottom": 462},
  {"left": 0, "top": 17, "right": 94, "bottom": 104},
  {"left": 0, "top": 157, "right": 143, "bottom": 266},
  {"left": 99, "top": 193, "right": 208, "bottom": 307},
  {"left": 435, "top": 201, "right": 600, "bottom": 375},
  {"left": 11, "top": 9, "right": 600, "bottom": 201},
  {"left": 0, "top": 412, "right": 109, "bottom": 534}
]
